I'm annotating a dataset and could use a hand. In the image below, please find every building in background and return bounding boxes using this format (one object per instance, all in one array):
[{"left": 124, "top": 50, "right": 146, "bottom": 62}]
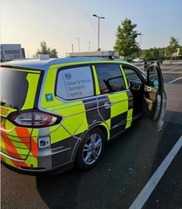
[{"left": 0, "top": 44, "right": 26, "bottom": 62}]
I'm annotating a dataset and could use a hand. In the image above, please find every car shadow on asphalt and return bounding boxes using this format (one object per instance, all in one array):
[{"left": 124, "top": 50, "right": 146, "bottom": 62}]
[{"left": 36, "top": 111, "right": 182, "bottom": 209}]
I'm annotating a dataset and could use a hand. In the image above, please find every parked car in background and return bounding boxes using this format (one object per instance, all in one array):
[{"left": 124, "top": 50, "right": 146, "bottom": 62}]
[{"left": 132, "top": 58, "right": 144, "bottom": 63}]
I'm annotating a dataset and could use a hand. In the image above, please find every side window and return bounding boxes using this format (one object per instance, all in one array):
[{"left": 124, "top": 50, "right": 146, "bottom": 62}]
[
  {"left": 122, "top": 65, "right": 143, "bottom": 84},
  {"left": 95, "top": 63, "right": 126, "bottom": 94},
  {"left": 56, "top": 65, "right": 94, "bottom": 100}
]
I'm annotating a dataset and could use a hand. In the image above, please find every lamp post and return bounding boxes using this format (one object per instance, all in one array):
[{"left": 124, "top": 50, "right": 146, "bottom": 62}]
[
  {"left": 138, "top": 33, "right": 143, "bottom": 57},
  {"left": 93, "top": 14, "right": 105, "bottom": 51}
]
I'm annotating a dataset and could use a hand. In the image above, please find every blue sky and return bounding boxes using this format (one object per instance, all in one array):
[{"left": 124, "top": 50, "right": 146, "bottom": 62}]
[{"left": 1, "top": 0, "right": 182, "bottom": 57}]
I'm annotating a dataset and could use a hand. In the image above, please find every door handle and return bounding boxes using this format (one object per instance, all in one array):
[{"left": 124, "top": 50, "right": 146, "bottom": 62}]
[{"left": 104, "top": 102, "right": 113, "bottom": 109}]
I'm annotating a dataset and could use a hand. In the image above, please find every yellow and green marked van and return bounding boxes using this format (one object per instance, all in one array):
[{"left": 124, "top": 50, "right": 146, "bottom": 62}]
[{"left": 0, "top": 51, "right": 167, "bottom": 174}]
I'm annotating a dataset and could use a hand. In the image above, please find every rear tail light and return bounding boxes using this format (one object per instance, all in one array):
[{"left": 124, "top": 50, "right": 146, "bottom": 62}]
[{"left": 9, "top": 110, "right": 62, "bottom": 127}]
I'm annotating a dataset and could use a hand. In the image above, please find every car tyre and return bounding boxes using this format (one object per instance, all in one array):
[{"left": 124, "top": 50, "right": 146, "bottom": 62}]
[{"left": 75, "top": 128, "right": 106, "bottom": 171}]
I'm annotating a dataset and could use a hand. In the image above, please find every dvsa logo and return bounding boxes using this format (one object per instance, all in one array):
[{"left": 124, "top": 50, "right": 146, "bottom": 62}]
[{"left": 64, "top": 73, "right": 72, "bottom": 80}]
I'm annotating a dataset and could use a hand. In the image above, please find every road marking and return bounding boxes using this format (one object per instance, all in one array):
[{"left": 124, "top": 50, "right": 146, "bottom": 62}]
[
  {"left": 129, "top": 135, "right": 182, "bottom": 209},
  {"left": 169, "top": 76, "right": 182, "bottom": 84}
]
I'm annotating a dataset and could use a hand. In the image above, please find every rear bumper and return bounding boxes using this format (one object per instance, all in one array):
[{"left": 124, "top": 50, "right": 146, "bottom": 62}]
[
  {"left": 1, "top": 149, "right": 75, "bottom": 175},
  {"left": 1, "top": 136, "right": 80, "bottom": 174}
]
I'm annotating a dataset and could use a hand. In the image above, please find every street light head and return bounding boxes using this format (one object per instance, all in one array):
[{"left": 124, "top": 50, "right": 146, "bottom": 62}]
[{"left": 93, "top": 14, "right": 105, "bottom": 19}]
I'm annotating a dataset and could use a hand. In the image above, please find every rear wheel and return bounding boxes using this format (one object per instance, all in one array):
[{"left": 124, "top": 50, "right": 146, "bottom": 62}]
[{"left": 75, "top": 128, "right": 106, "bottom": 170}]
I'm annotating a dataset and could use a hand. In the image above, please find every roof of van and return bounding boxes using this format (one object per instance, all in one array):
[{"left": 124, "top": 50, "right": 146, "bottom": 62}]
[{"left": 0, "top": 57, "right": 128, "bottom": 71}]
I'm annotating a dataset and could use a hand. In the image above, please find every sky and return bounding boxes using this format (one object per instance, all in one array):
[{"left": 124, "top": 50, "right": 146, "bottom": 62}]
[{"left": 1, "top": 0, "right": 182, "bottom": 58}]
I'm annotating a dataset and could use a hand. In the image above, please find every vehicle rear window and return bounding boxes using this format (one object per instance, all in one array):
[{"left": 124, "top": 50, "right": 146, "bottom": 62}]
[{"left": 1, "top": 67, "right": 31, "bottom": 110}]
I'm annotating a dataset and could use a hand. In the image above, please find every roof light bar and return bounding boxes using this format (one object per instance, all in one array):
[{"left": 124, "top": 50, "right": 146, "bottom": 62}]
[
  {"left": 39, "top": 54, "right": 50, "bottom": 60},
  {"left": 67, "top": 51, "right": 119, "bottom": 58}
]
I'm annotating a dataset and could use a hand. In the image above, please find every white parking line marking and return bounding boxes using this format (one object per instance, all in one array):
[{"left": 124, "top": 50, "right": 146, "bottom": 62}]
[
  {"left": 169, "top": 77, "right": 182, "bottom": 84},
  {"left": 129, "top": 135, "right": 182, "bottom": 209}
]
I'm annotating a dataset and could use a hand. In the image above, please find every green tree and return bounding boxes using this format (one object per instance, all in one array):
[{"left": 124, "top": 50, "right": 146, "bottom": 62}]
[
  {"left": 165, "top": 37, "right": 179, "bottom": 63},
  {"left": 159, "top": 48, "right": 165, "bottom": 60},
  {"left": 35, "top": 41, "right": 58, "bottom": 58},
  {"left": 153, "top": 48, "right": 160, "bottom": 59},
  {"left": 114, "top": 18, "right": 140, "bottom": 59},
  {"left": 143, "top": 48, "right": 163, "bottom": 60}
]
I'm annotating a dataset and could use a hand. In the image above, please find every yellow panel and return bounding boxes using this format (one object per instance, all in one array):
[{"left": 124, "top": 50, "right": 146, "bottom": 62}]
[
  {"left": 60, "top": 102, "right": 88, "bottom": 135},
  {"left": 25, "top": 156, "right": 38, "bottom": 167},
  {"left": 92, "top": 66, "right": 100, "bottom": 95},
  {"left": 108, "top": 91, "right": 128, "bottom": 118},
  {"left": 48, "top": 101, "right": 88, "bottom": 143},
  {"left": 41, "top": 69, "right": 58, "bottom": 107},
  {"left": 126, "top": 109, "right": 133, "bottom": 128},
  {"left": 120, "top": 65, "right": 129, "bottom": 89},
  {"left": 50, "top": 125, "right": 71, "bottom": 143},
  {"left": 22, "top": 73, "right": 40, "bottom": 110}
]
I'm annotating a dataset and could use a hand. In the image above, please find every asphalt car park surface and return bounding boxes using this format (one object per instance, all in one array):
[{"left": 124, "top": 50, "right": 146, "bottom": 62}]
[{"left": 1, "top": 62, "right": 182, "bottom": 209}]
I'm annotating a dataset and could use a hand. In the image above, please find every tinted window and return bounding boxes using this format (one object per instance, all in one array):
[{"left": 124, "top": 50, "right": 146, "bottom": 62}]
[
  {"left": 0, "top": 68, "right": 28, "bottom": 109},
  {"left": 56, "top": 66, "right": 94, "bottom": 100},
  {"left": 95, "top": 63, "right": 125, "bottom": 94},
  {"left": 122, "top": 65, "right": 143, "bottom": 84}
]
